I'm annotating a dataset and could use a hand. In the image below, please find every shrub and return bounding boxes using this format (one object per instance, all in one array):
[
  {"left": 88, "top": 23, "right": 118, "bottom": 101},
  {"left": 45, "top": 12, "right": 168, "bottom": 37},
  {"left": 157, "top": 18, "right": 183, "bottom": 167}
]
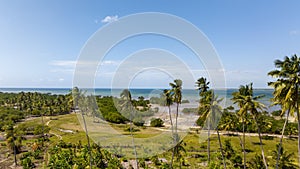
[
  {"left": 150, "top": 118, "right": 164, "bottom": 127},
  {"left": 133, "top": 120, "right": 145, "bottom": 127}
]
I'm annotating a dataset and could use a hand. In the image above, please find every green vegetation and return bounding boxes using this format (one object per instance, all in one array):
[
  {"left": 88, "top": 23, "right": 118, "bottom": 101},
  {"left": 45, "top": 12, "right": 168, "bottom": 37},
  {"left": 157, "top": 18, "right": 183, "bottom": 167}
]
[
  {"left": 150, "top": 118, "right": 164, "bottom": 127},
  {"left": 1, "top": 55, "right": 300, "bottom": 168}
]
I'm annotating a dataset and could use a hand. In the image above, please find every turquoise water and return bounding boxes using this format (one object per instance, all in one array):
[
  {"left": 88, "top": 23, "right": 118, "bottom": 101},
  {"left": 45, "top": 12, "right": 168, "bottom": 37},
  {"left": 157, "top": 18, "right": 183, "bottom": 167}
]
[{"left": 0, "top": 88, "right": 277, "bottom": 111}]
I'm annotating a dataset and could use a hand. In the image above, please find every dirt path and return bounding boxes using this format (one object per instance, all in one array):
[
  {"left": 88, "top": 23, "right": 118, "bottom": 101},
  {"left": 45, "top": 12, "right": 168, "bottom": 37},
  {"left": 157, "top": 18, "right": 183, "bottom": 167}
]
[
  {"left": 152, "top": 127, "right": 297, "bottom": 139},
  {"left": 46, "top": 120, "right": 62, "bottom": 140}
]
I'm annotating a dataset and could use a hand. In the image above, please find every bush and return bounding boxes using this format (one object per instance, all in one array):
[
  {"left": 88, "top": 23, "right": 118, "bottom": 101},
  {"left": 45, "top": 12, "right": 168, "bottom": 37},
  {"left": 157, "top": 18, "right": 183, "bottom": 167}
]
[
  {"left": 150, "top": 118, "right": 164, "bottom": 127},
  {"left": 133, "top": 120, "right": 145, "bottom": 127},
  {"left": 123, "top": 126, "right": 140, "bottom": 132}
]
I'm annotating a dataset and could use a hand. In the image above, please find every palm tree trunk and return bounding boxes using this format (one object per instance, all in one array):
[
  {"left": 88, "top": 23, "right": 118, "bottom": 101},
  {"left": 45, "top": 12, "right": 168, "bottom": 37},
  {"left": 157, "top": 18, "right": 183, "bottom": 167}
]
[
  {"left": 276, "top": 109, "right": 290, "bottom": 169},
  {"left": 253, "top": 116, "right": 268, "bottom": 169},
  {"left": 12, "top": 129, "right": 17, "bottom": 166},
  {"left": 242, "top": 117, "right": 246, "bottom": 169},
  {"left": 171, "top": 148, "right": 175, "bottom": 169},
  {"left": 207, "top": 119, "right": 210, "bottom": 165},
  {"left": 169, "top": 105, "right": 175, "bottom": 168},
  {"left": 175, "top": 103, "right": 179, "bottom": 133},
  {"left": 296, "top": 86, "right": 300, "bottom": 168},
  {"left": 81, "top": 113, "right": 92, "bottom": 169},
  {"left": 168, "top": 106, "right": 174, "bottom": 135},
  {"left": 171, "top": 102, "right": 179, "bottom": 168},
  {"left": 296, "top": 105, "right": 300, "bottom": 168},
  {"left": 128, "top": 106, "right": 139, "bottom": 169},
  {"left": 216, "top": 128, "right": 226, "bottom": 169},
  {"left": 41, "top": 113, "right": 44, "bottom": 147}
]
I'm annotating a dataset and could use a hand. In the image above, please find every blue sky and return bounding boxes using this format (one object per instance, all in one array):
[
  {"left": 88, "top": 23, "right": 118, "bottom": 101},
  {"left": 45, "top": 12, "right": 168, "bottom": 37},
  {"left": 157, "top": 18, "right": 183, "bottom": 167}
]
[{"left": 0, "top": 1, "right": 300, "bottom": 88}]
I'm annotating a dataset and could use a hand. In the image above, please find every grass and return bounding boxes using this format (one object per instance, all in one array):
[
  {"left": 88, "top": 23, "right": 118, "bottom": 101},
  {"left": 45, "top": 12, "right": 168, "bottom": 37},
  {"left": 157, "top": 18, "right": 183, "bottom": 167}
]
[{"left": 2, "top": 113, "right": 299, "bottom": 168}]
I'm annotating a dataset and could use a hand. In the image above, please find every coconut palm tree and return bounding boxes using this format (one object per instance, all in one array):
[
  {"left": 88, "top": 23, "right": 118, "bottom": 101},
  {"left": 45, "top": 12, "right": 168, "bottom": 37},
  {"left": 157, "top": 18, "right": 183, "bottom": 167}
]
[
  {"left": 71, "top": 88, "right": 93, "bottom": 169},
  {"left": 196, "top": 77, "right": 212, "bottom": 165},
  {"left": 232, "top": 84, "right": 268, "bottom": 169},
  {"left": 200, "top": 91, "right": 226, "bottom": 168},
  {"left": 162, "top": 89, "right": 176, "bottom": 168},
  {"left": 169, "top": 79, "right": 183, "bottom": 133},
  {"left": 120, "top": 89, "right": 139, "bottom": 169},
  {"left": 4, "top": 123, "right": 21, "bottom": 166},
  {"left": 268, "top": 55, "right": 300, "bottom": 168},
  {"left": 196, "top": 77, "right": 226, "bottom": 168},
  {"left": 272, "top": 143, "right": 297, "bottom": 169},
  {"left": 169, "top": 80, "right": 182, "bottom": 168},
  {"left": 196, "top": 77, "right": 210, "bottom": 95},
  {"left": 163, "top": 89, "right": 174, "bottom": 133}
]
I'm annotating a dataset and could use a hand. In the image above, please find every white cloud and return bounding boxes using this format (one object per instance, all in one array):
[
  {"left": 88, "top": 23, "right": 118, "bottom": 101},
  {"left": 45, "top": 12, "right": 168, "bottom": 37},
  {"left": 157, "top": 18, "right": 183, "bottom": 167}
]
[
  {"left": 100, "top": 60, "right": 119, "bottom": 65},
  {"left": 49, "top": 60, "right": 119, "bottom": 74},
  {"left": 101, "top": 15, "right": 118, "bottom": 23},
  {"left": 50, "top": 60, "right": 76, "bottom": 67},
  {"left": 289, "top": 30, "right": 300, "bottom": 35}
]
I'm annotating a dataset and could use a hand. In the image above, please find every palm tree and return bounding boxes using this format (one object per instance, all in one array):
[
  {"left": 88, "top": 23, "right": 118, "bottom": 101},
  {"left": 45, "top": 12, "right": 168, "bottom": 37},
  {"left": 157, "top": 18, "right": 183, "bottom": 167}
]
[
  {"left": 162, "top": 89, "right": 176, "bottom": 167},
  {"left": 173, "top": 140, "right": 187, "bottom": 168},
  {"left": 169, "top": 79, "right": 183, "bottom": 133},
  {"left": 196, "top": 77, "right": 210, "bottom": 94},
  {"left": 272, "top": 143, "right": 297, "bottom": 169},
  {"left": 120, "top": 89, "right": 139, "bottom": 169},
  {"left": 268, "top": 55, "right": 300, "bottom": 168},
  {"left": 163, "top": 89, "right": 174, "bottom": 134},
  {"left": 4, "top": 123, "right": 21, "bottom": 166},
  {"left": 196, "top": 77, "right": 212, "bottom": 165},
  {"left": 196, "top": 77, "right": 226, "bottom": 168},
  {"left": 232, "top": 83, "right": 268, "bottom": 169},
  {"left": 200, "top": 91, "right": 226, "bottom": 168},
  {"left": 169, "top": 79, "right": 182, "bottom": 169},
  {"left": 72, "top": 88, "right": 93, "bottom": 169}
]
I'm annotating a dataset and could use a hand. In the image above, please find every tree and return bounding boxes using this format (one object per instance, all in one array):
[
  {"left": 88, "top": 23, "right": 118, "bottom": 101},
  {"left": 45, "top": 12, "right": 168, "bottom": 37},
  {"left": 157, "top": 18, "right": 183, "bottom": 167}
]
[
  {"left": 232, "top": 83, "right": 268, "bottom": 169},
  {"left": 163, "top": 89, "right": 174, "bottom": 134},
  {"left": 150, "top": 118, "right": 164, "bottom": 127},
  {"left": 272, "top": 143, "right": 297, "bottom": 169},
  {"left": 196, "top": 77, "right": 226, "bottom": 168},
  {"left": 162, "top": 89, "right": 175, "bottom": 167},
  {"left": 196, "top": 77, "right": 212, "bottom": 165},
  {"left": 248, "top": 154, "right": 264, "bottom": 169},
  {"left": 223, "top": 139, "right": 243, "bottom": 168},
  {"left": 173, "top": 140, "right": 187, "bottom": 168},
  {"left": 268, "top": 55, "right": 300, "bottom": 168},
  {"left": 120, "top": 89, "right": 139, "bottom": 169},
  {"left": 169, "top": 79, "right": 183, "bottom": 133},
  {"left": 4, "top": 123, "right": 21, "bottom": 166},
  {"left": 75, "top": 89, "right": 93, "bottom": 169},
  {"left": 169, "top": 79, "right": 183, "bottom": 168}
]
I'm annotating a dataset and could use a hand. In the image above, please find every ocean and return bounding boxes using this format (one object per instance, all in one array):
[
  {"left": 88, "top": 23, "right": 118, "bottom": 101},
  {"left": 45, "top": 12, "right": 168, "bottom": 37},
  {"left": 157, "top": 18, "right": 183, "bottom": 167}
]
[{"left": 0, "top": 88, "right": 278, "bottom": 111}]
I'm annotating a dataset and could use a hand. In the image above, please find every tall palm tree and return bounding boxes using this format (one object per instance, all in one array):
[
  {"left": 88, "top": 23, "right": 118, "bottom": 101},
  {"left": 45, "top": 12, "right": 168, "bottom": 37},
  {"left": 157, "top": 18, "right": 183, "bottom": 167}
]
[
  {"left": 120, "top": 89, "right": 139, "bottom": 169},
  {"left": 196, "top": 77, "right": 210, "bottom": 94},
  {"left": 196, "top": 77, "right": 212, "bottom": 165},
  {"left": 169, "top": 79, "right": 183, "bottom": 134},
  {"left": 268, "top": 55, "right": 300, "bottom": 168},
  {"left": 232, "top": 83, "right": 268, "bottom": 169},
  {"left": 4, "top": 123, "right": 21, "bottom": 166},
  {"left": 163, "top": 89, "right": 174, "bottom": 134},
  {"left": 268, "top": 81, "right": 293, "bottom": 169},
  {"left": 196, "top": 77, "right": 226, "bottom": 168},
  {"left": 207, "top": 92, "right": 226, "bottom": 169},
  {"left": 71, "top": 88, "right": 93, "bottom": 169},
  {"left": 162, "top": 89, "right": 177, "bottom": 168},
  {"left": 169, "top": 79, "right": 182, "bottom": 169},
  {"left": 232, "top": 85, "right": 250, "bottom": 169}
]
